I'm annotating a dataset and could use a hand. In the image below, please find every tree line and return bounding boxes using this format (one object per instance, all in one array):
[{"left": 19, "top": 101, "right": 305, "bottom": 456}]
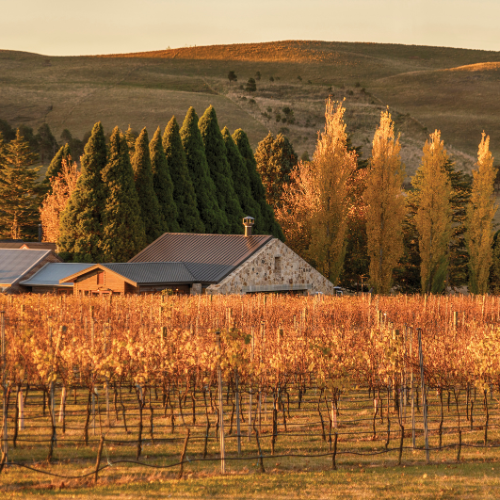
[
  {"left": 261, "top": 99, "right": 499, "bottom": 294},
  {"left": 0, "top": 106, "right": 282, "bottom": 262}
]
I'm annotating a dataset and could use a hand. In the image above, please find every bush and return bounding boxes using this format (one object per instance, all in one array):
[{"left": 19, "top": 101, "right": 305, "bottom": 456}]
[
  {"left": 355, "top": 81, "right": 361, "bottom": 87},
  {"left": 266, "top": 106, "right": 272, "bottom": 113},
  {"left": 249, "top": 99, "right": 256, "bottom": 105},
  {"left": 348, "top": 90, "right": 354, "bottom": 96},
  {"left": 297, "top": 76, "right": 302, "bottom": 81},
  {"left": 246, "top": 78, "right": 257, "bottom": 92},
  {"left": 228, "top": 71, "right": 237, "bottom": 82},
  {"left": 255, "top": 71, "right": 261, "bottom": 81},
  {"left": 269, "top": 76, "right": 275, "bottom": 82},
  {"left": 275, "top": 113, "right": 282, "bottom": 123}
]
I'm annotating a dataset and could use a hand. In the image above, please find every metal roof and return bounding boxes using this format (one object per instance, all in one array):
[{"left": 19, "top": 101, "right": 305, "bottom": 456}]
[
  {"left": 101, "top": 262, "right": 195, "bottom": 284},
  {"left": 0, "top": 242, "right": 57, "bottom": 251},
  {"left": 0, "top": 249, "right": 51, "bottom": 285},
  {"left": 130, "top": 233, "right": 272, "bottom": 266},
  {"left": 20, "top": 263, "right": 93, "bottom": 287},
  {"left": 183, "top": 262, "right": 234, "bottom": 283}
]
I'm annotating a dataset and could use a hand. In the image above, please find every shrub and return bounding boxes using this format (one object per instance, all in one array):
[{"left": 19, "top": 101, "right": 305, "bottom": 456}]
[
  {"left": 228, "top": 71, "right": 237, "bottom": 82},
  {"left": 255, "top": 71, "right": 261, "bottom": 81},
  {"left": 269, "top": 76, "right": 275, "bottom": 82},
  {"left": 246, "top": 78, "right": 257, "bottom": 92}
]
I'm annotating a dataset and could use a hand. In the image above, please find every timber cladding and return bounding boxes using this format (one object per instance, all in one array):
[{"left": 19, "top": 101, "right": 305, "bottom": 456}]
[{"left": 74, "top": 269, "right": 131, "bottom": 295}]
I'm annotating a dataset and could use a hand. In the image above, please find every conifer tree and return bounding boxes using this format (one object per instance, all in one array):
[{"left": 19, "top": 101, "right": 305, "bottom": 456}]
[
  {"left": 233, "top": 128, "right": 284, "bottom": 239},
  {"left": 35, "top": 123, "right": 59, "bottom": 165},
  {"left": 222, "top": 127, "right": 262, "bottom": 229},
  {"left": 43, "top": 143, "right": 72, "bottom": 193},
  {"left": 101, "top": 127, "right": 147, "bottom": 261},
  {"left": 0, "top": 129, "right": 40, "bottom": 239},
  {"left": 254, "top": 132, "right": 297, "bottom": 210},
  {"left": 125, "top": 125, "right": 138, "bottom": 157},
  {"left": 150, "top": 127, "right": 179, "bottom": 232},
  {"left": 58, "top": 122, "right": 107, "bottom": 262},
  {"left": 180, "top": 107, "right": 228, "bottom": 233},
  {"left": 489, "top": 231, "right": 500, "bottom": 294},
  {"left": 365, "top": 110, "right": 406, "bottom": 294},
  {"left": 413, "top": 130, "right": 452, "bottom": 294},
  {"left": 163, "top": 117, "right": 204, "bottom": 233},
  {"left": 466, "top": 132, "right": 498, "bottom": 294},
  {"left": 132, "top": 128, "right": 164, "bottom": 244},
  {"left": 199, "top": 106, "right": 244, "bottom": 233}
]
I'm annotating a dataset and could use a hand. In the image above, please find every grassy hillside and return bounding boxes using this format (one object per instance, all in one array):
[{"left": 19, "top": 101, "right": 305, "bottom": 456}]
[{"left": 1, "top": 40, "right": 500, "bottom": 176}]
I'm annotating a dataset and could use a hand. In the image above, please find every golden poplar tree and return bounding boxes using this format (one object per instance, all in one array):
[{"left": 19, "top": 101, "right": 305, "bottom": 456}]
[
  {"left": 365, "top": 110, "right": 405, "bottom": 294},
  {"left": 466, "top": 132, "right": 497, "bottom": 294},
  {"left": 277, "top": 99, "right": 357, "bottom": 283},
  {"left": 413, "top": 130, "right": 452, "bottom": 294}
]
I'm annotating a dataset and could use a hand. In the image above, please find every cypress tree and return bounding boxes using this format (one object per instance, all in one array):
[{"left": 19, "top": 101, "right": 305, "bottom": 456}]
[
  {"left": 233, "top": 128, "right": 284, "bottom": 240},
  {"left": 180, "top": 107, "right": 228, "bottom": 233},
  {"left": 126, "top": 125, "right": 138, "bottom": 157},
  {"left": 43, "top": 143, "right": 72, "bottom": 193},
  {"left": 101, "top": 127, "right": 147, "bottom": 262},
  {"left": 222, "top": 126, "right": 262, "bottom": 229},
  {"left": 150, "top": 127, "right": 180, "bottom": 232},
  {"left": 0, "top": 129, "right": 40, "bottom": 239},
  {"left": 199, "top": 106, "right": 243, "bottom": 234},
  {"left": 132, "top": 128, "right": 164, "bottom": 244},
  {"left": 58, "top": 122, "right": 107, "bottom": 262},
  {"left": 163, "top": 117, "right": 204, "bottom": 233}
]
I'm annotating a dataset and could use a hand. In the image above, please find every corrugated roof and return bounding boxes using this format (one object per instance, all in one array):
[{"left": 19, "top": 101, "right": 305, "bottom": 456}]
[
  {"left": 183, "top": 262, "right": 234, "bottom": 283},
  {"left": 130, "top": 233, "right": 272, "bottom": 275},
  {"left": 20, "top": 263, "right": 93, "bottom": 287},
  {"left": 0, "top": 249, "right": 51, "bottom": 285},
  {"left": 0, "top": 242, "right": 57, "bottom": 251},
  {"left": 102, "top": 263, "right": 196, "bottom": 284}
]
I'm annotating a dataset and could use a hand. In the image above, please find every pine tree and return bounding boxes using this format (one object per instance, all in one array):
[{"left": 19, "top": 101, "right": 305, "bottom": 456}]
[
  {"left": 101, "top": 127, "right": 147, "bottom": 262},
  {"left": 58, "top": 122, "right": 108, "bottom": 262},
  {"left": 466, "top": 132, "right": 498, "bottom": 294},
  {"left": 222, "top": 127, "right": 262, "bottom": 228},
  {"left": 0, "top": 129, "right": 40, "bottom": 239},
  {"left": 254, "top": 132, "right": 297, "bottom": 210},
  {"left": 233, "top": 128, "right": 284, "bottom": 239},
  {"left": 413, "top": 130, "right": 452, "bottom": 294},
  {"left": 125, "top": 125, "right": 138, "bottom": 157},
  {"left": 180, "top": 107, "right": 228, "bottom": 233},
  {"left": 365, "top": 110, "right": 406, "bottom": 294},
  {"left": 35, "top": 123, "right": 59, "bottom": 165},
  {"left": 199, "top": 106, "right": 244, "bottom": 234},
  {"left": 132, "top": 128, "right": 165, "bottom": 244},
  {"left": 43, "top": 143, "right": 72, "bottom": 193},
  {"left": 150, "top": 127, "right": 179, "bottom": 232},
  {"left": 162, "top": 117, "right": 204, "bottom": 233}
]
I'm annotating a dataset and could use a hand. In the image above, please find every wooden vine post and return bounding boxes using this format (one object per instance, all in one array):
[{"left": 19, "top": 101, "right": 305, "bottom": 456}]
[
  {"left": 418, "top": 328, "right": 430, "bottom": 463},
  {"left": 1, "top": 311, "right": 7, "bottom": 464},
  {"left": 216, "top": 330, "right": 225, "bottom": 474}
]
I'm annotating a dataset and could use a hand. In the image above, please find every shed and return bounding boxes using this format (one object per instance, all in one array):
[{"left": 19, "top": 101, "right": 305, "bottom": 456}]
[{"left": 20, "top": 263, "right": 93, "bottom": 294}]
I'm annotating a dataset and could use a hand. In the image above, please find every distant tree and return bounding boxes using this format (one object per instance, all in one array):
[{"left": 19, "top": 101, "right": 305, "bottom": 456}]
[
  {"left": 466, "top": 132, "right": 498, "bottom": 294},
  {"left": 254, "top": 132, "right": 298, "bottom": 210},
  {"left": 40, "top": 160, "right": 80, "bottom": 243},
  {"left": 269, "top": 76, "right": 275, "bottom": 82},
  {"left": 246, "top": 78, "right": 257, "bottom": 92},
  {"left": 150, "top": 126, "right": 180, "bottom": 232},
  {"left": 255, "top": 71, "right": 261, "bottom": 81},
  {"left": 199, "top": 106, "right": 243, "bottom": 233},
  {"left": 18, "top": 125, "right": 38, "bottom": 153},
  {"left": 228, "top": 71, "right": 237, "bottom": 82},
  {"left": 0, "top": 119, "right": 15, "bottom": 142},
  {"left": 180, "top": 107, "right": 228, "bottom": 233},
  {"left": 414, "top": 130, "right": 452, "bottom": 294},
  {"left": 162, "top": 117, "right": 204, "bottom": 233},
  {"left": 58, "top": 122, "right": 108, "bottom": 262},
  {"left": 43, "top": 144, "right": 72, "bottom": 193},
  {"left": 222, "top": 126, "right": 262, "bottom": 230},
  {"left": 0, "top": 132, "right": 7, "bottom": 169},
  {"left": 60, "top": 129, "right": 84, "bottom": 159},
  {"left": 233, "top": 128, "right": 284, "bottom": 240},
  {"left": 0, "top": 129, "right": 40, "bottom": 239},
  {"left": 101, "top": 127, "right": 146, "bottom": 261},
  {"left": 364, "top": 110, "right": 405, "bottom": 294},
  {"left": 132, "top": 128, "right": 164, "bottom": 243},
  {"left": 35, "top": 123, "right": 59, "bottom": 164}
]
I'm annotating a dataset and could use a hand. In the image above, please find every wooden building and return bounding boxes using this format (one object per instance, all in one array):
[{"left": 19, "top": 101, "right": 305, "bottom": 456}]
[{"left": 20, "top": 263, "right": 92, "bottom": 294}]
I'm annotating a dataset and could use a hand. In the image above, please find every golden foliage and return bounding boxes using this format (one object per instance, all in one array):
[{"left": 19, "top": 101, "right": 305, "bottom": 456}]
[
  {"left": 466, "top": 132, "right": 498, "bottom": 294},
  {"left": 39, "top": 160, "right": 80, "bottom": 243},
  {"left": 365, "top": 110, "right": 405, "bottom": 293},
  {"left": 413, "top": 130, "right": 452, "bottom": 293}
]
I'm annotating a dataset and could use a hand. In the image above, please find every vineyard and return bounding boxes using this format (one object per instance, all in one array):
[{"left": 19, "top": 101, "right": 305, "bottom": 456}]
[{"left": 2, "top": 293, "right": 500, "bottom": 489}]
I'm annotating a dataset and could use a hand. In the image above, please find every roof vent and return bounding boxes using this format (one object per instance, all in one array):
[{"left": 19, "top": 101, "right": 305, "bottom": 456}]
[{"left": 243, "top": 216, "right": 255, "bottom": 237}]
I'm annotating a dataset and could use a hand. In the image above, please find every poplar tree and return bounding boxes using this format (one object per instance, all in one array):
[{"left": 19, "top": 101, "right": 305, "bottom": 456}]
[
  {"left": 413, "top": 130, "right": 452, "bottom": 294},
  {"left": 0, "top": 129, "right": 40, "bottom": 239},
  {"left": 233, "top": 128, "right": 284, "bottom": 239},
  {"left": 100, "top": 127, "right": 147, "bottom": 262},
  {"left": 150, "top": 127, "right": 179, "bottom": 232},
  {"left": 365, "top": 110, "right": 405, "bottom": 294},
  {"left": 222, "top": 127, "right": 262, "bottom": 229},
  {"left": 132, "top": 128, "right": 164, "bottom": 243},
  {"left": 180, "top": 107, "right": 228, "bottom": 233},
  {"left": 199, "top": 106, "right": 243, "bottom": 233},
  {"left": 58, "top": 122, "right": 107, "bottom": 262},
  {"left": 466, "top": 132, "right": 498, "bottom": 294},
  {"left": 163, "top": 117, "right": 204, "bottom": 233}
]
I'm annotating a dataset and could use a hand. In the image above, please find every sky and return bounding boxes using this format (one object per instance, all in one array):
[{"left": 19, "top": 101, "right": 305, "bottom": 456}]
[{"left": 1, "top": 0, "right": 500, "bottom": 56}]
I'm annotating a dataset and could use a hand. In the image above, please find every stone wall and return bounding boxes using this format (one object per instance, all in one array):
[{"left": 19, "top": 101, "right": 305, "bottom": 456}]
[{"left": 207, "top": 239, "right": 335, "bottom": 295}]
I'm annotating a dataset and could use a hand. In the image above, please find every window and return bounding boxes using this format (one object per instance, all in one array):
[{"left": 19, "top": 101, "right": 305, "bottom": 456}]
[
  {"left": 97, "top": 272, "right": 104, "bottom": 285},
  {"left": 274, "top": 257, "right": 282, "bottom": 276}
]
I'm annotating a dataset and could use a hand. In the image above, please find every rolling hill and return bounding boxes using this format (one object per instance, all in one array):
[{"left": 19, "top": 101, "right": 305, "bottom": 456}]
[{"left": 1, "top": 40, "right": 500, "bottom": 177}]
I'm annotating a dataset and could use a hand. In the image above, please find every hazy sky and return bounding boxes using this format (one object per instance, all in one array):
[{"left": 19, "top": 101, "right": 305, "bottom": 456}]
[{"left": 2, "top": 0, "right": 500, "bottom": 56}]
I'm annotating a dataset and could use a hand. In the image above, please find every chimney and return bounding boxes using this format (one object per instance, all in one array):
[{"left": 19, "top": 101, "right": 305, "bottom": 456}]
[
  {"left": 38, "top": 224, "right": 43, "bottom": 242},
  {"left": 243, "top": 216, "right": 255, "bottom": 237}
]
